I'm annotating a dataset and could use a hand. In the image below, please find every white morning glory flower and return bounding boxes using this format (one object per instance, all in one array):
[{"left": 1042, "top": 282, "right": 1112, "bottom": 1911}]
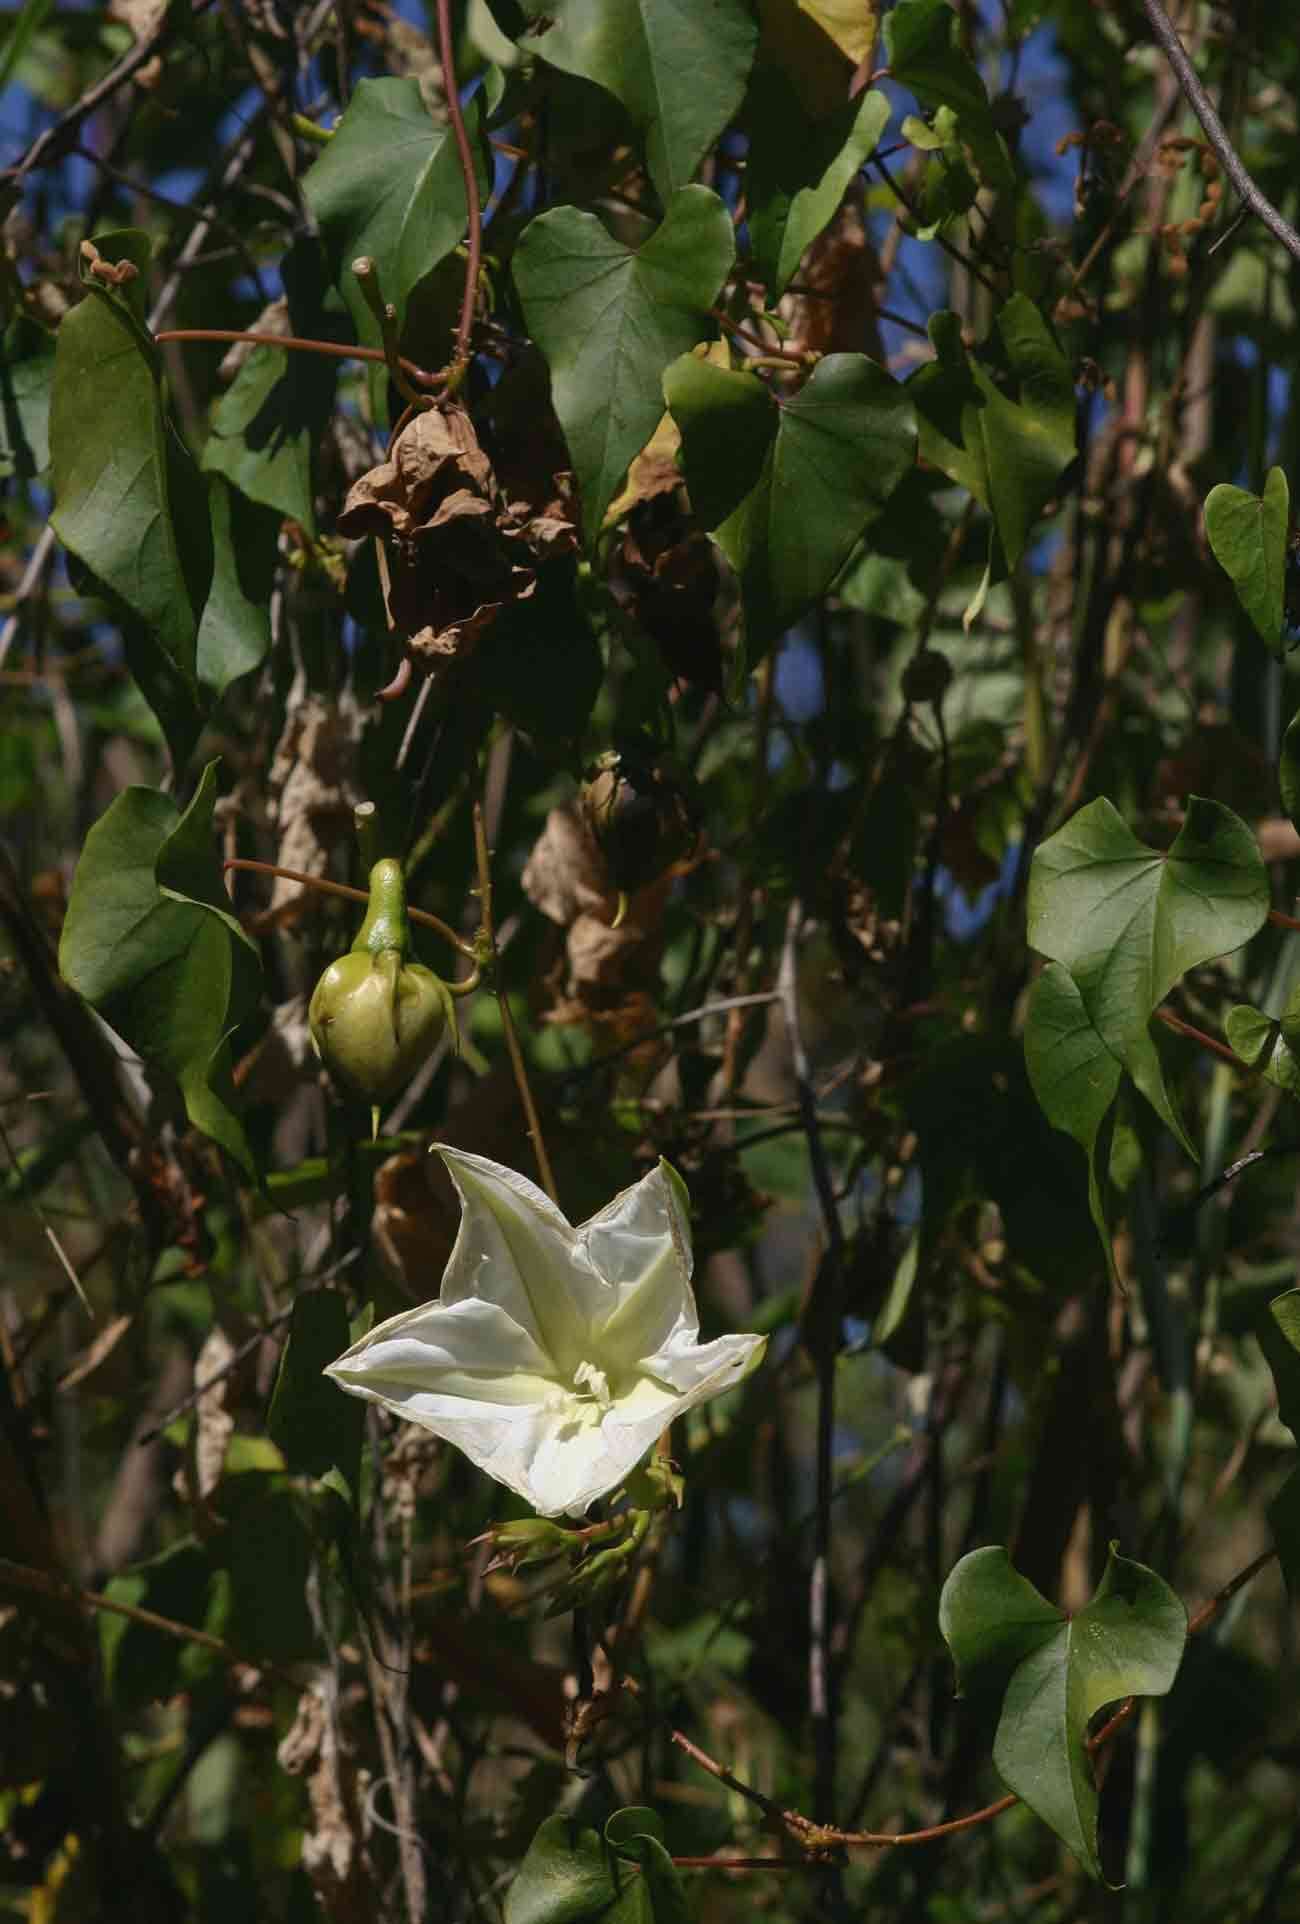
[{"left": 324, "top": 1148, "right": 765, "bottom": 1517}]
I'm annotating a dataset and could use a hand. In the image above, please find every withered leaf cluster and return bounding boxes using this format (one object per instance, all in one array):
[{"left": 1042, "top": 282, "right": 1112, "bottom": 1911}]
[{"left": 337, "top": 403, "right": 577, "bottom": 681}]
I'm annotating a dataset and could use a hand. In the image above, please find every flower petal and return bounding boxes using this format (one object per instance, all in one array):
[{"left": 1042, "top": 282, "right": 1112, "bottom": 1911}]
[
  {"left": 435, "top": 1147, "right": 594, "bottom": 1368},
  {"left": 581, "top": 1160, "right": 697, "bottom": 1370},
  {"left": 326, "top": 1296, "right": 557, "bottom": 1407}
]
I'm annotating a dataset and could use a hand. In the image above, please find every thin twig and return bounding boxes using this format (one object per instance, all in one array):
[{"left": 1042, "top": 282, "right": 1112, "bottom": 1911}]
[
  {"left": 435, "top": 0, "right": 483, "bottom": 377},
  {"left": 1154, "top": 1005, "right": 1249, "bottom": 1072},
  {"left": 154, "top": 326, "right": 436, "bottom": 388},
  {"left": 0, "top": 1555, "right": 292, "bottom": 1683},
  {"left": 6, "top": 0, "right": 217, "bottom": 182},
  {"left": 777, "top": 901, "right": 844, "bottom": 1823},
  {"left": 1140, "top": 0, "right": 1300, "bottom": 265},
  {"left": 472, "top": 801, "right": 559, "bottom": 1205},
  {"left": 222, "top": 857, "right": 475, "bottom": 957}
]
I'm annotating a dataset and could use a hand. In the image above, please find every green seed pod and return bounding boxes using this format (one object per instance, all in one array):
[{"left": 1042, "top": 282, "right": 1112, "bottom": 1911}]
[
  {"left": 309, "top": 949, "right": 453, "bottom": 1104},
  {"left": 580, "top": 750, "right": 696, "bottom": 897},
  {"left": 308, "top": 858, "right": 457, "bottom": 1122}
]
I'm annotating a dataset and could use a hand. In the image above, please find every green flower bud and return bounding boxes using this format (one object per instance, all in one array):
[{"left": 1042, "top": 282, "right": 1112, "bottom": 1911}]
[
  {"left": 580, "top": 749, "right": 696, "bottom": 896},
  {"left": 308, "top": 857, "right": 457, "bottom": 1120}
]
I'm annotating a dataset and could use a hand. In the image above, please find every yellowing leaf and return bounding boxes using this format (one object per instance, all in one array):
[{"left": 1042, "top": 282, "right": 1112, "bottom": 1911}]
[{"left": 798, "top": 0, "right": 878, "bottom": 64}]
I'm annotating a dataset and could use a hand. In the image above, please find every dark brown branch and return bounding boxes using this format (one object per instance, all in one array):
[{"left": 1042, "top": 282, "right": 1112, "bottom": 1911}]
[{"left": 1140, "top": 0, "right": 1300, "bottom": 264}]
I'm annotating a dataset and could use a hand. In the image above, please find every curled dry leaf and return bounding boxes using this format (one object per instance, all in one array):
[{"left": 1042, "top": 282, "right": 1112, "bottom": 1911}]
[
  {"left": 336, "top": 403, "right": 577, "bottom": 685},
  {"left": 522, "top": 804, "right": 675, "bottom": 1024},
  {"left": 278, "top": 1683, "right": 373, "bottom": 1922},
  {"left": 611, "top": 498, "right": 732, "bottom": 693},
  {"left": 266, "top": 691, "right": 366, "bottom": 920}
]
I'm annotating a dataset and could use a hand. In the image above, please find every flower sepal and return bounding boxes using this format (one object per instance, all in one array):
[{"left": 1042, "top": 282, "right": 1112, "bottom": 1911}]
[{"left": 476, "top": 1515, "right": 579, "bottom": 1575}]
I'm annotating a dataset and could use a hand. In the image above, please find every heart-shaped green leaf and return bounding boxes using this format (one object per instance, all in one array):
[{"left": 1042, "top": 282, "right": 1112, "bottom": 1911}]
[
  {"left": 1028, "top": 797, "right": 1268, "bottom": 1153},
  {"left": 514, "top": 186, "right": 735, "bottom": 540},
  {"left": 303, "top": 76, "right": 486, "bottom": 353},
  {"left": 1205, "top": 466, "right": 1288, "bottom": 652},
  {"left": 49, "top": 229, "right": 212, "bottom": 768},
  {"left": 59, "top": 763, "right": 262, "bottom": 1175},
  {"left": 505, "top": 1806, "right": 686, "bottom": 1924},
  {"left": 665, "top": 349, "right": 915, "bottom": 667},
  {"left": 940, "top": 1544, "right": 1186, "bottom": 1881},
  {"left": 522, "top": 0, "right": 758, "bottom": 202}
]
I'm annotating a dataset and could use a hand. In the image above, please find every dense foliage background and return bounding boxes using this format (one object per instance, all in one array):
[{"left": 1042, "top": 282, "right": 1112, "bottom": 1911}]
[{"left": 5, "top": 0, "right": 1300, "bottom": 1918}]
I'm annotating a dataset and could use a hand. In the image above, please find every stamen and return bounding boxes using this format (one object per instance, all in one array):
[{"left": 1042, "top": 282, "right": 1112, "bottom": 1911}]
[{"left": 573, "top": 1360, "right": 612, "bottom": 1410}]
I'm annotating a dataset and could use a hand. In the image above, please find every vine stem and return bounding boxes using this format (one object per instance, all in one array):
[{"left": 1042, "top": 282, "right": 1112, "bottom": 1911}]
[
  {"left": 1154, "top": 1005, "right": 1248, "bottom": 1071},
  {"left": 434, "top": 0, "right": 483, "bottom": 380},
  {"left": 222, "top": 858, "right": 476, "bottom": 960},
  {"left": 471, "top": 802, "right": 559, "bottom": 1206},
  {"left": 1140, "top": 0, "right": 1300, "bottom": 266},
  {"left": 153, "top": 326, "right": 439, "bottom": 389}
]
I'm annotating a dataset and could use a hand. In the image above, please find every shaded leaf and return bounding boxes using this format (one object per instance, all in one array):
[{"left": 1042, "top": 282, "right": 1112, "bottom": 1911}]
[
  {"left": 58, "top": 762, "right": 262, "bottom": 1174},
  {"left": 1205, "top": 466, "right": 1288, "bottom": 652},
  {"left": 1027, "top": 797, "right": 1268, "bottom": 1154},
  {"left": 666, "top": 348, "right": 915, "bottom": 667},
  {"left": 515, "top": 187, "right": 734, "bottom": 540},
  {"left": 523, "top": 0, "right": 758, "bottom": 201},
  {"left": 940, "top": 1544, "right": 1186, "bottom": 1881},
  {"left": 101, "top": 1539, "right": 225, "bottom": 1708},
  {"left": 268, "top": 1289, "right": 364, "bottom": 1502},
  {"left": 195, "top": 475, "right": 276, "bottom": 697},
  {"left": 911, "top": 299, "right": 1074, "bottom": 569},
  {"left": 49, "top": 229, "right": 212, "bottom": 766},
  {"left": 0, "top": 320, "right": 52, "bottom": 477},
  {"left": 201, "top": 239, "right": 341, "bottom": 531},
  {"left": 1280, "top": 703, "right": 1300, "bottom": 834},
  {"left": 746, "top": 73, "right": 889, "bottom": 296},
  {"left": 1024, "top": 960, "right": 1122, "bottom": 1273}
]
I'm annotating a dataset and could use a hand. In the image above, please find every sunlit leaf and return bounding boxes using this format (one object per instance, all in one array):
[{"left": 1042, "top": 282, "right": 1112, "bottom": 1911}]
[
  {"left": 940, "top": 1544, "right": 1186, "bottom": 1880},
  {"left": 665, "top": 348, "right": 915, "bottom": 667},
  {"left": 1028, "top": 797, "right": 1268, "bottom": 1154},
  {"left": 303, "top": 76, "right": 486, "bottom": 354},
  {"left": 505, "top": 1806, "right": 688, "bottom": 1924},
  {"left": 1205, "top": 466, "right": 1288, "bottom": 652},
  {"left": 522, "top": 0, "right": 758, "bottom": 201},
  {"left": 515, "top": 186, "right": 734, "bottom": 539}
]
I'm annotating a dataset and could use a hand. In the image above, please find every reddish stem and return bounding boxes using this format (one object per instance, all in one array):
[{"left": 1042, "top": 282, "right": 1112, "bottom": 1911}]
[
  {"left": 222, "top": 858, "right": 474, "bottom": 957},
  {"left": 1269, "top": 908, "right": 1300, "bottom": 933},
  {"left": 153, "top": 327, "right": 438, "bottom": 389},
  {"left": 710, "top": 308, "right": 809, "bottom": 363},
  {"left": 1154, "top": 1005, "right": 1249, "bottom": 1070},
  {"left": 434, "top": 0, "right": 483, "bottom": 376}
]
